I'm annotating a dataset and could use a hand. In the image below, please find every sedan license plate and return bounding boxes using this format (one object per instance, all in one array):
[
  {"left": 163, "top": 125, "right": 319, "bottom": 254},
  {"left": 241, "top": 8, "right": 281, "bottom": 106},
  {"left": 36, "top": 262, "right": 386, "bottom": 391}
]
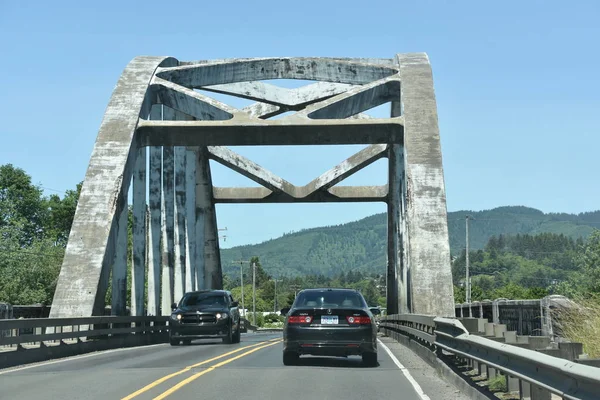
[{"left": 321, "top": 315, "right": 338, "bottom": 325}]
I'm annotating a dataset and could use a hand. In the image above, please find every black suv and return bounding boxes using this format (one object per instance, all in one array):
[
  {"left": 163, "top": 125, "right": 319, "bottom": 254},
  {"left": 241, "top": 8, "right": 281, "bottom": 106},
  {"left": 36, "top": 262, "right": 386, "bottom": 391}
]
[{"left": 169, "top": 290, "right": 241, "bottom": 346}]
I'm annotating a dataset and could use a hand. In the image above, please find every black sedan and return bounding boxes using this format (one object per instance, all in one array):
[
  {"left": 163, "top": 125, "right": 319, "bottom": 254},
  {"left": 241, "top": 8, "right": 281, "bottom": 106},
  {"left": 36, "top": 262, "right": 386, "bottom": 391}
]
[
  {"left": 169, "top": 290, "right": 241, "bottom": 345},
  {"left": 281, "top": 288, "right": 380, "bottom": 366}
]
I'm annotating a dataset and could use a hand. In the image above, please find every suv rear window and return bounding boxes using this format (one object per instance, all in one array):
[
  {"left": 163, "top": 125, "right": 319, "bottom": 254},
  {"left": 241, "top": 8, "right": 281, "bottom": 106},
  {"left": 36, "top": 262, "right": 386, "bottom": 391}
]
[{"left": 294, "top": 290, "right": 367, "bottom": 308}]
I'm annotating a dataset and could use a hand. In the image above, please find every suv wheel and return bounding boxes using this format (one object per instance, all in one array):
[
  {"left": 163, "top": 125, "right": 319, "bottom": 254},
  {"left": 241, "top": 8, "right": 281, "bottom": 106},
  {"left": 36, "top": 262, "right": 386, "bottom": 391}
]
[
  {"left": 222, "top": 323, "right": 233, "bottom": 344},
  {"left": 232, "top": 326, "right": 241, "bottom": 343}
]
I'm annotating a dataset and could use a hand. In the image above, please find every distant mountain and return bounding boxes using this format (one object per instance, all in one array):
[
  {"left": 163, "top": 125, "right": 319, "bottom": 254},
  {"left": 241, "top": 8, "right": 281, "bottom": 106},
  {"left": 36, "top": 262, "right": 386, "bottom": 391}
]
[{"left": 220, "top": 206, "right": 599, "bottom": 279}]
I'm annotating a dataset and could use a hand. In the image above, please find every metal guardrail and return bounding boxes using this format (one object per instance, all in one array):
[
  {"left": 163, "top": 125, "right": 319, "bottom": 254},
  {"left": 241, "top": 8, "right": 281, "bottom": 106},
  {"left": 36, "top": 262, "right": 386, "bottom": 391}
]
[
  {"left": 0, "top": 316, "right": 169, "bottom": 348},
  {"left": 381, "top": 314, "right": 600, "bottom": 400}
]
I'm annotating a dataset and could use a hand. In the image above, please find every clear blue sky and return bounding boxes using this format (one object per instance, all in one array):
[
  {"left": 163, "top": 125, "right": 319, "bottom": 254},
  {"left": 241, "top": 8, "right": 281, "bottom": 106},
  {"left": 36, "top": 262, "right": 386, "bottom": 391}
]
[{"left": 1, "top": 0, "right": 598, "bottom": 248}]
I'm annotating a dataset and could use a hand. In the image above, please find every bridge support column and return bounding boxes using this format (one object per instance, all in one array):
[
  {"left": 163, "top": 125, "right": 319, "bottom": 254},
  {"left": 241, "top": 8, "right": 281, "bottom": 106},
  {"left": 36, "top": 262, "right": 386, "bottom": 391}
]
[
  {"left": 148, "top": 144, "right": 162, "bottom": 316},
  {"left": 196, "top": 147, "right": 222, "bottom": 289},
  {"left": 397, "top": 53, "right": 455, "bottom": 316},
  {"left": 174, "top": 146, "right": 187, "bottom": 300},
  {"left": 161, "top": 146, "right": 175, "bottom": 315},
  {"left": 131, "top": 145, "right": 146, "bottom": 316},
  {"left": 185, "top": 147, "right": 197, "bottom": 292},
  {"left": 112, "top": 192, "right": 128, "bottom": 316}
]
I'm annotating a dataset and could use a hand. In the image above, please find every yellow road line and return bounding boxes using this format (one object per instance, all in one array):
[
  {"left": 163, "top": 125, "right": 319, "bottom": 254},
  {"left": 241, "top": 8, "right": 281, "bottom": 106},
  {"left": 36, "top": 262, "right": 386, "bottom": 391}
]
[
  {"left": 153, "top": 340, "right": 282, "bottom": 400},
  {"left": 121, "top": 339, "right": 277, "bottom": 400}
]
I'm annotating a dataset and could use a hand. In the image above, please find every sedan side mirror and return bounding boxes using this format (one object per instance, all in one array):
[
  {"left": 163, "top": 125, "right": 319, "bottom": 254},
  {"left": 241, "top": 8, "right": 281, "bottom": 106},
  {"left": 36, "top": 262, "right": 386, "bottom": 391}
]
[
  {"left": 280, "top": 307, "right": 291, "bottom": 315},
  {"left": 171, "top": 302, "right": 178, "bottom": 310},
  {"left": 231, "top": 301, "right": 239, "bottom": 308}
]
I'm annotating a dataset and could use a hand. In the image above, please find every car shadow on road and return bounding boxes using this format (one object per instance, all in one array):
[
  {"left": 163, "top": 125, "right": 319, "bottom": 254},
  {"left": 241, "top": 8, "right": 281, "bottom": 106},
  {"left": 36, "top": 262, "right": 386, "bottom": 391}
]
[{"left": 293, "top": 356, "right": 379, "bottom": 369}]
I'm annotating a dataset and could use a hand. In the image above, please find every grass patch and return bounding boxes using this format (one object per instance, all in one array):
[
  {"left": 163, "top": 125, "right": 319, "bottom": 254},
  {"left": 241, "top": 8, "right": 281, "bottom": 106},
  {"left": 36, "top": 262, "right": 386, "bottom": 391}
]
[
  {"left": 488, "top": 374, "right": 507, "bottom": 392},
  {"left": 551, "top": 296, "right": 600, "bottom": 358}
]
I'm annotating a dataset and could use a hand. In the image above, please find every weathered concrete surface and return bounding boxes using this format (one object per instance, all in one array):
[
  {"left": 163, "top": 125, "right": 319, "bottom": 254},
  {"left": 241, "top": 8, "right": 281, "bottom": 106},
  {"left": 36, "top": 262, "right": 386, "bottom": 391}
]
[
  {"left": 196, "top": 148, "right": 222, "bottom": 289},
  {"left": 185, "top": 147, "right": 197, "bottom": 292},
  {"left": 156, "top": 57, "right": 398, "bottom": 87},
  {"left": 52, "top": 54, "right": 455, "bottom": 320},
  {"left": 161, "top": 143, "right": 175, "bottom": 315},
  {"left": 138, "top": 118, "right": 403, "bottom": 146},
  {"left": 131, "top": 146, "right": 146, "bottom": 316},
  {"left": 111, "top": 197, "right": 128, "bottom": 316},
  {"left": 397, "top": 53, "right": 455, "bottom": 316},
  {"left": 50, "top": 56, "right": 177, "bottom": 318},
  {"left": 147, "top": 106, "right": 163, "bottom": 316}
]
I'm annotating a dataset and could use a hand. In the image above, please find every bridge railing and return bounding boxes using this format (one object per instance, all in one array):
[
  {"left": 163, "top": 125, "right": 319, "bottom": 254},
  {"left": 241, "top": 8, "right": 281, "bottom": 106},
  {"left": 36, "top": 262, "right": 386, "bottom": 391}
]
[
  {"left": 381, "top": 314, "right": 599, "bottom": 400},
  {"left": 0, "top": 316, "right": 169, "bottom": 369}
]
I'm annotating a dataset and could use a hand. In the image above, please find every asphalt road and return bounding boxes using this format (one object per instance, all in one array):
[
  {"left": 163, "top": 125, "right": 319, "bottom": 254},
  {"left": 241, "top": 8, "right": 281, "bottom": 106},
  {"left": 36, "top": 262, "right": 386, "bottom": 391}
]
[{"left": 0, "top": 332, "right": 458, "bottom": 400}]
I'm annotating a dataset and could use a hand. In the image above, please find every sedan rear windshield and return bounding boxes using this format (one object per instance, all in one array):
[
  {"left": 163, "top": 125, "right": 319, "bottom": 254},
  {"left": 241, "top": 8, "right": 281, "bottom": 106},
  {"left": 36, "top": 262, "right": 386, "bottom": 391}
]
[
  {"left": 180, "top": 293, "right": 227, "bottom": 307},
  {"left": 294, "top": 291, "right": 367, "bottom": 308}
]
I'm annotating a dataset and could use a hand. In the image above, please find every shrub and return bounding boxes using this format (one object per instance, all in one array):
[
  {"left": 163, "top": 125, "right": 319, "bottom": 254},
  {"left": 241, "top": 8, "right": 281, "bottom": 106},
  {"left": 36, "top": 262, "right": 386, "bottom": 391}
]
[{"left": 551, "top": 295, "right": 600, "bottom": 358}]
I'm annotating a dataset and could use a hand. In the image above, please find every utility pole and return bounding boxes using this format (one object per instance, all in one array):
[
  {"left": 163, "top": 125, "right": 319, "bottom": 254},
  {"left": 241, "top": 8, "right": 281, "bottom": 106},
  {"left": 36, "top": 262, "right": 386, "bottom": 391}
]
[
  {"left": 274, "top": 279, "right": 278, "bottom": 312},
  {"left": 465, "top": 215, "right": 472, "bottom": 309},
  {"left": 232, "top": 260, "right": 248, "bottom": 318},
  {"left": 252, "top": 261, "right": 256, "bottom": 326}
]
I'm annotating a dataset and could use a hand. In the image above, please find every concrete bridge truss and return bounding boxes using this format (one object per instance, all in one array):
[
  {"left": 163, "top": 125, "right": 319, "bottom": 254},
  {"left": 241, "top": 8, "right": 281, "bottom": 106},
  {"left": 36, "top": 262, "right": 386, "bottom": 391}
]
[{"left": 49, "top": 55, "right": 455, "bottom": 319}]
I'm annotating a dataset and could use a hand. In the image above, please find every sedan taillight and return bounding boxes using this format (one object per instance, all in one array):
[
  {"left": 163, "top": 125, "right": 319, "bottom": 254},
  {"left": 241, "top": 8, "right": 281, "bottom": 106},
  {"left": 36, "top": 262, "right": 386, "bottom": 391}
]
[
  {"left": 288, "top": 315, "right": 313, "bottom": 324},
  {"left": 346, "top": 316, "right": 371, "bottom": 324}
]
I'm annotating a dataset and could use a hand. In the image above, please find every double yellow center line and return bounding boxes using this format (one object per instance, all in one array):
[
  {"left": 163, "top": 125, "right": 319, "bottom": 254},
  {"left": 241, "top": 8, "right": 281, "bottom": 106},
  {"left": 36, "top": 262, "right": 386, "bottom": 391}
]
[{"left": 121, "top": 338, "right": 281, "bottom": 400}]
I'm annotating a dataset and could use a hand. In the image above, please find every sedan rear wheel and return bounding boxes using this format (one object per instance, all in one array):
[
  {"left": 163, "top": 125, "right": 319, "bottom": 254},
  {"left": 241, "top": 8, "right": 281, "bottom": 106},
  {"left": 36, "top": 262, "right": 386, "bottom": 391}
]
[
  {"left": 362, "top": 352, "right": 377, "bottom": 367},
  {"left": 283, "top": 351, "right": 299, "bottom": 366},
  {"left": 169, "top": 338, "right": 180, "bottom": 346}
]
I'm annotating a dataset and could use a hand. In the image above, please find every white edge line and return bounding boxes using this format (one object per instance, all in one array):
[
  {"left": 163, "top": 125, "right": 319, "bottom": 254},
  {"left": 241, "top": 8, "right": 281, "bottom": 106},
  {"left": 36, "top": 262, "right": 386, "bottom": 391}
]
[
  {"left": 378, "top": 339, "right": 431, "bottom": 400},
  {"left": 0, "top": 343, "right": 167, "bottom": 375}
]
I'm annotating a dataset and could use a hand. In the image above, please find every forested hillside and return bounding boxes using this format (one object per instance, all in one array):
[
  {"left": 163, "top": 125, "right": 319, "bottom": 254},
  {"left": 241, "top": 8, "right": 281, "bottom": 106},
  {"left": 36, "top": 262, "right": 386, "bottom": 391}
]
[{"left": 221, "top": 206, "right": 599, "bottom": 278}]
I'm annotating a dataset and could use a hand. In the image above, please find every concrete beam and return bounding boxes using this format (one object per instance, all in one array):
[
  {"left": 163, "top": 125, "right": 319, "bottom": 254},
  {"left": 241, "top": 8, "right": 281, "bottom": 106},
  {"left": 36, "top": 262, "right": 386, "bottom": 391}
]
[
  {"left": 242, "top": 102, "right": 281, "bottom": 119},
  {"left": 207, "top": 146, "right": 296, "bottom": 196},
  {"left": 301, "top": 144, "right": 387, "bottom": 195},
  {"left": 137, "top": 118, "right": 403, "bottom": 146},
  {"left": 50, "top": 56, "right": 177, "bottom": 318},
  {"left": 398, "top": 53, "right": 454, "bottom": 316},
  {"left": 212, "top": 185, "right": 387, "bottom": 203},
  {"left": 297, "top": 78, "right": 400, "bottom": 120},
  {"left": 202, "top": 81, "right": 355, "bottom": 108},
  {"left": 152, "top": 77, "right": 236, "bottom": 120},
  {"left": 156, "top": 57, "right": 399, "bottom": 87},
  {"left": 131, "top": 145, "right": 146, "bottom": 316}
]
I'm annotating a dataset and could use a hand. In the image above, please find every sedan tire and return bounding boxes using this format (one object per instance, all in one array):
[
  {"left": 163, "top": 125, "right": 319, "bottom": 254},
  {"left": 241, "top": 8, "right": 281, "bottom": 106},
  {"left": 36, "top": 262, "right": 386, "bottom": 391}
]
[
  {"left": 283, "top": 351, "right": 299, "bottom": 366},
  {"left": 169, "top": 338, "right": 180, "bottom": 346},
  {"left": 362, "top": 352, "right": 377, "bottom": 367}
]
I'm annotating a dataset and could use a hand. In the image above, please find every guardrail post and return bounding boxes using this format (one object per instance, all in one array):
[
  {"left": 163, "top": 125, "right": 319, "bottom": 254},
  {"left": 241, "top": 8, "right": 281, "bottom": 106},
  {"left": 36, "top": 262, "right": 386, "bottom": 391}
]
[
  {"left": 520, "top": 380, "right": 531, "bottom": 399},
  {"left": 493, "top": 324, "right": 507, "bottom": 338},
  {"left": 530, "top": 383, "right": 551, "bottom": 400}
]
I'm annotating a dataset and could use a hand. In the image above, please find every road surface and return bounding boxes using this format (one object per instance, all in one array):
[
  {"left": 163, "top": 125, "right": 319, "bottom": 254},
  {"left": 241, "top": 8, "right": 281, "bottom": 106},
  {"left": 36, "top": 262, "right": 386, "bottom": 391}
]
[{"left": 0, "top": 332, "right": 467, "bottom": 399}]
